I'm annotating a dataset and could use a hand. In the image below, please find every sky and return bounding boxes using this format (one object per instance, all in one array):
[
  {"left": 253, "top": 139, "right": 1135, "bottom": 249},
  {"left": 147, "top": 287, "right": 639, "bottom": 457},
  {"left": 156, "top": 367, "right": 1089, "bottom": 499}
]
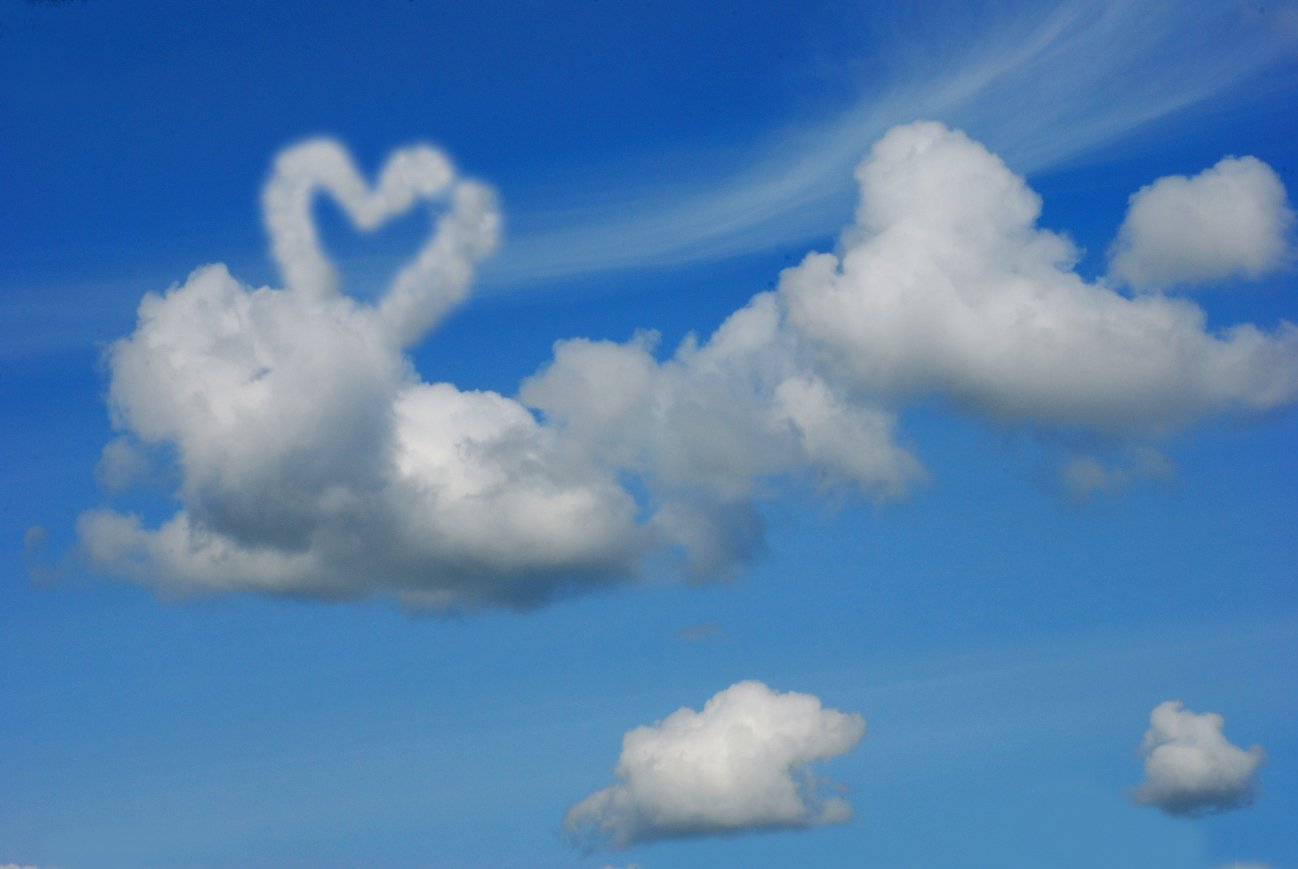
[{"left": 1, "top": 0, "right": 1296, "bottom": 866}]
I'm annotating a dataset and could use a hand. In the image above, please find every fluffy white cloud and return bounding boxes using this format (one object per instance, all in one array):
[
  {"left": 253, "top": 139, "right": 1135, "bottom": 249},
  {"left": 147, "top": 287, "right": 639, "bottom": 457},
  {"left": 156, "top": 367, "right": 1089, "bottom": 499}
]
[
  {"left": 564, "top": 681, "right": 864, "bottom": 849},
  {"left": 81, "top": 124, "right": 1298, "bottom": 609},
  {"left": 78, "top": 260, "right": 647, "bottom": 609},
  {"left": 80, "top": 139, "right": 922, "bottom": 608},
  {"left": 521, "top": 294, "right": 923, "bottom": 577},
  {"left": 779, "top": 122, "right": 1298, "bottom": 433},
  {"left": 79, "top": 143, "right": 647, "bottom": 610},
  {"left": 1110, "top": 156, "right": 1294, "bottom": 290},
  {"left": 1133, "top": 700, "right": 1265, "bottom": 817}
]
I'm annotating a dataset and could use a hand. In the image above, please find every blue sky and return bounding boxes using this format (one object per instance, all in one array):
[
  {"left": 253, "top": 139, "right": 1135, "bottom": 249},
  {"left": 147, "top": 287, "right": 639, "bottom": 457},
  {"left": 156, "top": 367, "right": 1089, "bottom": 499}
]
[{"left": 2, "top": 0, "right": 1296, "bottom": 866}]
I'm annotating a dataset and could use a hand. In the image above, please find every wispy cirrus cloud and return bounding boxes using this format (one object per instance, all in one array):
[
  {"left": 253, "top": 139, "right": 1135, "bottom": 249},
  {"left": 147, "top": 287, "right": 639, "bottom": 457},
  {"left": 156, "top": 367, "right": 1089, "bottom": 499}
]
[{"left": 484, "top": 0, "right": 1298, "bottom": 290}]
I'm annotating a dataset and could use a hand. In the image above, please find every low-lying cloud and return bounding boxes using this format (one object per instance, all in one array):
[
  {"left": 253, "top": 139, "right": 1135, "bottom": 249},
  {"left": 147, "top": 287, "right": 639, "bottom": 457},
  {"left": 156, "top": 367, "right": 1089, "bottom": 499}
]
[
  {"left": 1133, "top": 700, "right": 1265, "bottom": 817},
  {"left": 79, "top": 123, "right": 1298, "bottom": 610},
  {"left": 564, "top": 680, "right": 864, "bottom": 849}
]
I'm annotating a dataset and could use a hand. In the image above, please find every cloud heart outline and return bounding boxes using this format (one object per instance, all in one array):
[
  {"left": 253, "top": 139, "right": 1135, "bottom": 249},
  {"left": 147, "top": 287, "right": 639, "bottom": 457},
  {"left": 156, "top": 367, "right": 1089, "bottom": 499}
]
[{"left": 262, "top": 139, "right": 501, "bottom": 346}]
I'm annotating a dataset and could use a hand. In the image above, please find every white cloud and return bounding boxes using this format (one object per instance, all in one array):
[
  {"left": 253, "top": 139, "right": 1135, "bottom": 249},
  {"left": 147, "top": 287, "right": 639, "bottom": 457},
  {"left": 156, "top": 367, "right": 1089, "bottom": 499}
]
[
  {"left": 520, "top": 295, "right": 923, "bottom": 577},
  {"left": 78, "top": 143, "right": 645, "bottom": 610},
  {"left": 77, "top": 264, "right": 647, "bottom": 609},
  {"left": 81, "top": 124, "right": 1298, "bottom": 609},
  {"left": 564, "top": 680, "right": 864, "bottom": 849},
  {"left": 262, "top": 138, "right": 490, "bottom": 345},
  {"left": 1133, "top": 700, "right": 1265, "bottom": 817},
  {"left": 1110, "top": 156, "right": 1294, "bottom": 290},
  {"left": 80, "top": 139, "right": 922, "bottom": 608},
  {"left": 779, "top": 122, "right": 1298, "bottom": 433}
]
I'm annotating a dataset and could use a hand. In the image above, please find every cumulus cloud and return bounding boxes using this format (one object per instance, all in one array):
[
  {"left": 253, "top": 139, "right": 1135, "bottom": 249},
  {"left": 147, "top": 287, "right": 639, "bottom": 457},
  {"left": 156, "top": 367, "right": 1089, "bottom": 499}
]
[
  {"left": 520, "top": 296, "right": 923, "bottom": 577},
  {"left": 80, "top": 124, "right": 1298, "bottom": 609},
  {"left": 79, "top": 138, "right": 921, "bottom": 609},
  {"left": 1133, "top": 700, "right": 1265, "bottom": 817},
  {"left": 78, "top": 142, "right": 638, "bottom": 609},
  {"left": 779, "top": 122, "right": 1298, "bottom": 433},
  {"left": 564, "top": 681, "right": 864, "bottom": 849},
  {"left": 1110, "top": 156, "right": 1294, "bottom": 290}
]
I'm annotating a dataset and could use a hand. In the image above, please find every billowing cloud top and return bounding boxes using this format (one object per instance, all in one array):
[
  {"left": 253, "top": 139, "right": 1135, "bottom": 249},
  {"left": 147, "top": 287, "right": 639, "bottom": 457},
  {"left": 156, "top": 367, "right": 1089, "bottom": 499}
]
[
  {"left": 780, "top": 122, "right": 1298, "bottom": 432},
  {"left": 1110, "top": 156, "right": 1294, "bottom": 290},
  {"left": 79, "top": 123, "right": 1298, "bottom": 610},
  {"left": 564, "top": 681, "right": 864, "bottom": 849},
  {"left": 1133, "top": 700, "right": 1265, "bottom": 817}
]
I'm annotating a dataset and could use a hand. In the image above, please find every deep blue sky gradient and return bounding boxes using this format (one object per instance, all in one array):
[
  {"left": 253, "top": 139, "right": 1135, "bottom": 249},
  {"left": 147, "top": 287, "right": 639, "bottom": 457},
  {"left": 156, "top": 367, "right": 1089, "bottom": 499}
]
[{"left": 2, "top": 0, "right": 1296, "bottom": 866}]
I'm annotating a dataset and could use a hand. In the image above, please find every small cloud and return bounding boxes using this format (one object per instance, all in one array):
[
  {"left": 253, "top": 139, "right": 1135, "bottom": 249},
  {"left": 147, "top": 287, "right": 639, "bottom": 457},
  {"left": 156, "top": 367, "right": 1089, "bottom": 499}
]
[
  {"left": 1133, "top": 700, "right": 1265, "bottom": 816},
  {"left": 1110, "top": 156, "right": 1294, "bottom": 290},
  {"left": 22, "top": 525, "right": 46, "bottom": 550},
  {"left": 94, "top": 437, "right": 150, "bottom": 492},
  {"left": 564, "top": 680, "right": 864, "bottom": 850},
  {"left": 21, "top": 525, "right": 56, "bottom": 584},
  {"left": 1061, "top": 445, "right": 1175, "bottom": 499},
  {"left": 676, "top": 622, "right": 724, "bottom": 642}
]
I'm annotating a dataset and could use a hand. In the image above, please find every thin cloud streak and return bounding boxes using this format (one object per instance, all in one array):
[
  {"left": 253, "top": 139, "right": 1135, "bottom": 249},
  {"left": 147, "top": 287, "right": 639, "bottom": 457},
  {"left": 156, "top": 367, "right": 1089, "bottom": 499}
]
[{"left": 482, "top": 0, "right": 1297, "bottom": 290}]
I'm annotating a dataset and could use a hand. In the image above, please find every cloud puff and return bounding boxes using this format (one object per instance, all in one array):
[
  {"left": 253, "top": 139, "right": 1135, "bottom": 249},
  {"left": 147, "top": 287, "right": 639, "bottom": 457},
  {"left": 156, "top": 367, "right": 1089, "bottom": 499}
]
[
  {"left": 1060, "top": 445, "right": 1175, "bottom": 500},
  {"left": 81, "top": 124, "right": 1298, "bottom": 609},
  {"left": 1133, "top": 700, "right": 1265, "bottom": 817},
  {"left": 78, "top": 142, "right": 646, "bottom": 609},
  {"left": 520, "top": 297, "right": 923, "bottom": 577},
  {"left": 779, "top": 122, "right": 1298, "bottom": 432},
  {"left": 1110, "top": 156, "right": 1294, "bottom": 290},
  {"left": 564, "top": 680, "right": 864, "bottom": 849},
  {"left": 79, "top": 139, "right": 922, "bottom": 609}
]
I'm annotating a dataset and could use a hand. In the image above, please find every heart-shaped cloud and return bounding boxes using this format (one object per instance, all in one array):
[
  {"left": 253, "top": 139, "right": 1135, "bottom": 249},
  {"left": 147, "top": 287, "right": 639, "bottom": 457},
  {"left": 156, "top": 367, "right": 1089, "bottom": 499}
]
[{"left": 262, "top": 139, "right": 501, "bottom": 346}]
